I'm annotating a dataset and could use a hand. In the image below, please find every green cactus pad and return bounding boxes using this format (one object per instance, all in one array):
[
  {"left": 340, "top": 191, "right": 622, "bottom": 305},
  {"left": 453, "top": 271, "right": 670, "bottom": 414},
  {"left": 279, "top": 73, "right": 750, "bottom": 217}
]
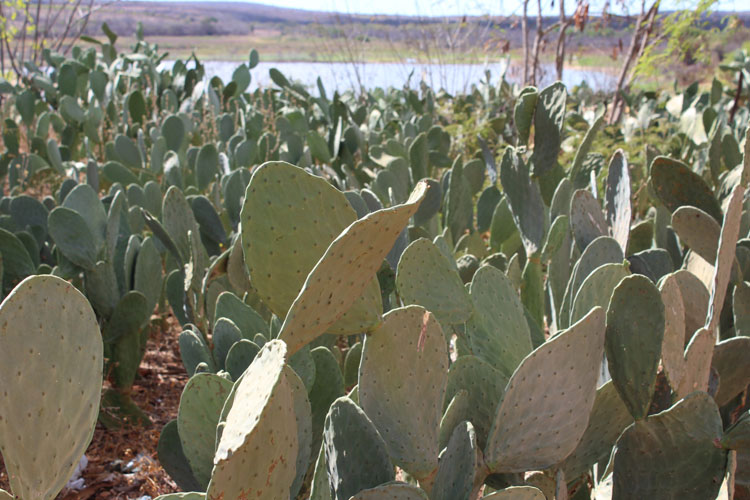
[
  {"left": 499, "top": 147, "right": 545, "bottom": 256},
  {"left": 570, "top": 189, "right": 608, "bottom": 252},
  {"left": 670, "top": 270, "right": 710, "bottom": 344},
  {"left": 605, "top": 275, "right": 665, "bottom": 420},
  {"left": 162, "top": 186, "right": 200, "bottom": 263},
  {"left": 285, "top": 366, "right": 312, "bottom": 499},
  {"left": 605, "top": 150, "right": 631, "bottom": 253},
  {"left": 224, "top": 339, "right": 260, "bottom": 381},
  {"left": 676, "top": 328, "right": 716, "bottom": 399},
  {"left": 241, "top": 161, "right": 358, "bottom": 319},
  {"left": 134, "top": 236, "right": 163, "bottom": 314},
  {"left": 359, "top": 306, "right": 448, "bottom": 479},
  {"left": 211, "top": 318, "right": 242, "bottom": 370},
  {"left": 486, "top": 307, "right": 606, "bottom": 472},
  {"left": 177, "top": 373, "right": 233, "bottom": 488},
  {"left": 179, "top": 328, "right": 216, "bottom": 376},
  {"left": 349, "top": 483, "right": 430, "bottom": 500},
  {"left": 570, "top": 263, "right": 629, "bottom": 326},
  {"left": 289, "top": 344, "right": 317, "bottom": 392},
  {"left": 445, "top": 355, "right": 507, "bottom": 450},
  {"left": 707, "top": 184, "right": 744, "bottom": 332},
  {"left": 439, "top": 389, "right": 471, "bottom": 450},
  {"left": 612, "top": 392, "right": 726, "bottom": 499},
  {"left": 310, "top": 443, "right": 332, "bottom": 500},
  {"left": 712, "top": 336, "right": 750, "bottom": 406},
  {"left": 466, "top": 265, "right": 533, "bottom": 378},
  {"left": 157, "top": 420, "right": 202, "bottom": 492},
  {"left": 659, "top": 275, "right": 687, "bottom": 390},
  {"left": 559, "top": 236, "right": 623, "bottom": 330},
  {"left": 214, "top": 291, "right": 268, "bottom": 338},
  {"left": 0, "top": 275, "right": 103, "bottom": 500},
  {"left": 650, "top": 156, "right": 723, "bottom": 222},
  {"left": 310, "top": 347, "right": 346, "bottom": 454},
  {"left": 207, "top": 340, "right": 299, "bottom": 499},
  {"left": 445, "top": 157, "right": 474, "bottom": 243},
  {"left": 721, "top": 413, "right": 750, "bottom": 450},
  {"left": 62, "top": 184, "right": 107, "bottom": 250},
  {"left": 344, "top": 341, "right": 363, "bottom": 388},
  {"left": 482, "top": 486, "right": 545, "bottom": 499},
  {"left": 671, "top": 206, "right": 721, "bottom": 263},
  {"left": 324, "top": 397, "right": 394, "bottom": 500},
  {"left": 530, "top": 82, "right": 566, "bottom": 177},
  {"left": 432, "top": 421, "right": 477, "bottom": 500},
  {"left": 560, "top": 381, "right": 633, "bottom": 479},
  {"left": 279, "top": 181, "right": 427, "bottom": 355},
  {"left": 48, "top": 207, "right": 99, "bottom": 269},
  {"left": 397, "top": 238, "right": 473, "bottom": 327}
]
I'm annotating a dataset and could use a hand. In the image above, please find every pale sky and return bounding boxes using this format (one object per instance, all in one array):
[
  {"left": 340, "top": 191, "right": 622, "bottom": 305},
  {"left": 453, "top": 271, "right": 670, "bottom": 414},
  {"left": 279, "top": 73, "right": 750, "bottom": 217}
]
[{"left": 245, "top": 0, "right": 744, "bottom": 17}]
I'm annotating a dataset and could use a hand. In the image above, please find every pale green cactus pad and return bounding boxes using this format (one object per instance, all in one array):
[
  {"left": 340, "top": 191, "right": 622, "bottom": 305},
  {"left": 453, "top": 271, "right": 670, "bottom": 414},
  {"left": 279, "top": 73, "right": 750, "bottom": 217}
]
[
  {"left": 671, "top": 206, "right": 721, "bottom": 263},
  {"left": 570, "top": 262, "right": 629, "bottom": 326},
  {"left": 240, "top": 161, "right": 358, "bottom": 319},
  {"left": 466, "top": 265, "right": 533, "bottom": 378},
  {"left": 605, "top": 150, "right": 631, "bottom": 253},
  {"left": 613, "top": 392, "right": 726, "bottom": 499},
  {"left": 712, "top": 336, "right": 750, "bottom": 406},
  {"left": 659, "top": 274, "right": 687, "bottom": 390},
  {"left": 359, "top": 306, "right": 448, "bottom": 479},
  {"left": 485, "top": 307, "right": 606, "bottom": 472},
  {"left": 207, "top": 339, "right": 299, "bottom": 499},
  {"left": 675, "top": 328, "right": 716, "bottom": 399},
  {"left": 605, "top": 275, "right": 665, "bottom": 420},
  {"left": 176, "top": 373, "right": 233, "bottom": 488},
  {"left": 706, "top": 184, "right": 744, "bottom": 332},
  {"left": 0, "top": 275, "right": 103, "bottom": 500},
  {"left": 279, "top": 180, "right": 428, "bottom": 355},
  {"left": 560, "top": 381, "right": 633, "bottom": 479},
  {"left": 396, "top": 237, "right": 473, "bottom": 327}
]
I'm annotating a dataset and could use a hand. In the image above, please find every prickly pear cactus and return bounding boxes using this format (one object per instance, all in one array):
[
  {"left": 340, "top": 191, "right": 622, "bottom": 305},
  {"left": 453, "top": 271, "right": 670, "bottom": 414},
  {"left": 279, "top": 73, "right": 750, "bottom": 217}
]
[
  {"left": 323, "top": 397, "right": 394, "bottom": 500},
  {"left": 0, "top": 275, "right": 103, "bottom": 500},
  {"left": 176, "top": 373, "right": 233, "bottom": 488},
  {"left": 279, "top": 180, "right": 428, "bottom": 355},
  {"left": 359, "top": 306, "right": 448, "bottom": 480},
  {"left": 706, "top": 184, "right": 745, "bottom": 332},
  {"left": 560, "top": 381, "right": 633, "bottom": 479},
  {"left": 649, "top": 156, "right": 723, "bottom": 222},
  {"left": 605, "top": 275, "right": 665, "bottom": 420},
  {"left": 485, "top": 307, "right": 606, "bottom": 473},
  {"left": 466, "top": 265, "right": 532, "bottom": 378},
  {"left": 207, "top": 339, "right": 299, "bottom": 499},
  {"left": 396, "top": 237, "right": 473, "bottom": 327},
  {"left": 432, "top": 421, "right": 477, "bottom": 500},
  {"left": 605, "top": 150, "right": 631, "bottom": 253},
  {"left": 613, "top": 392, "right": 726, "bottom": 499}
]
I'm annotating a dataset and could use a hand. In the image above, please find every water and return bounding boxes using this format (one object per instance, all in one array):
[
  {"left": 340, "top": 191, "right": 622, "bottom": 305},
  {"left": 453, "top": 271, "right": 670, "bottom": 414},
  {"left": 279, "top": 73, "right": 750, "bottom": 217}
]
[{"left": 161, "top": 60, "right": 617, "bottom": 95}]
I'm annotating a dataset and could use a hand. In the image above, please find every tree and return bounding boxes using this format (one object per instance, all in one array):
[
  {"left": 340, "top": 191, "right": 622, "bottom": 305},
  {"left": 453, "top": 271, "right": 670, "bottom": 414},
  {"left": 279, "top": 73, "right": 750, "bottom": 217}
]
[{"left": 0, "top": 0, "right": 99, "bottom": 79}]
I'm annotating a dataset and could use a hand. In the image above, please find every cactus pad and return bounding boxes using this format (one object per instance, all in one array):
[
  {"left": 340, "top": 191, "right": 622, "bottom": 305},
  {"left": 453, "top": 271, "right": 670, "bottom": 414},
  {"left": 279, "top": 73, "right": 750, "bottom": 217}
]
[
  {"left": 0, "top": 275, "right": 103, "bottom": 500},
  {"left": 482, "top": 487, "right": 545, "bottom": 499},
  {"left": 560, "top": 381, "right": 633, "bottom": 479},
  {"left": 324, "top": 397, "right": 394, "bottom": 500},
  {"left": 359, "top": 306, "right": 448, "bottom": 479},
  {"left": 349, "top": 483, "right": 430, "bottom": 500},
  {"left": 279, "top": 181, "right": 427, "bottom": 355},
  {"left": 650, "top": 156, "right": 723, "bottom": 222},
  {"left": 570, "top": 263, "right": 629, "bottom": 326},
  {"left": 570, "top": 189, "right": 608, "bottom": 252},
  {"left": 605, "top": 150, "right": 631, "bottom": 253},
  {"left": 207, "top": 339, "right": 298, "bottom": 499},
  {"left": 397, "top": 238, "right": 473, "bottom": 327},
  {"left": 675, "top": 328, "right": 716, "bottom": 399},
  {"left": 485, "top": 307, "right": 606, "bottom": 472},
  {"left": 612, "top": 392, "right": 726, "bottom": 499},
  {"left": 432, "top": 421, "right": 477, "bottom": 500},
  {"left": 466, "top": 265, "right": 533, "bottom": 378},
  {"left": 659, "top": 275, "right": 687, "bottom": 390},
  {"left": 605, "top": 275, "right": 665, "bottom": 420},
  {"left": 240, "top": 161, "right": 357, "bottom": 318},
  {"left": 177, "top": 373, "right": 233, "bottom": 488},
  {"left": 712, "top": 336, "right": 750, "bottom": 406}
]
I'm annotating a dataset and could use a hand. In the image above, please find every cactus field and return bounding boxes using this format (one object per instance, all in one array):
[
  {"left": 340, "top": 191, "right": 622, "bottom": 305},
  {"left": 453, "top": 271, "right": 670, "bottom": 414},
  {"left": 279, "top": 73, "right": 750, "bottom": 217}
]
[{"left": 0, "top": 25, "right": 749, "bottom": 500}]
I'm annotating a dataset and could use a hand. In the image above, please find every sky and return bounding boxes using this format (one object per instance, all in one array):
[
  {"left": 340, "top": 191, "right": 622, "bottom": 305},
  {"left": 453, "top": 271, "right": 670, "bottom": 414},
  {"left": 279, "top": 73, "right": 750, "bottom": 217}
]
[{"left": 242, "top": 0, "right": 744, "bottom": 17}]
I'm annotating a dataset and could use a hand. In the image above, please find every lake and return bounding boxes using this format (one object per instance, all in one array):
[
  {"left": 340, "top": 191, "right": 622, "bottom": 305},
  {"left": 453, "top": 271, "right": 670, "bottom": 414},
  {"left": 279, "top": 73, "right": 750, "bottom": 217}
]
[{"left": 160, "top": 60, "right": 618, "bottom": 94}]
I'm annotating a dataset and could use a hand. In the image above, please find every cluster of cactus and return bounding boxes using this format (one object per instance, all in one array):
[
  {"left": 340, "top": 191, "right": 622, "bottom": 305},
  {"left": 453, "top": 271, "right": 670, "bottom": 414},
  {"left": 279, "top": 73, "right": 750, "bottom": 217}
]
[{"left": 1, "top": 22, "right": 750, "bottom": 500}]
